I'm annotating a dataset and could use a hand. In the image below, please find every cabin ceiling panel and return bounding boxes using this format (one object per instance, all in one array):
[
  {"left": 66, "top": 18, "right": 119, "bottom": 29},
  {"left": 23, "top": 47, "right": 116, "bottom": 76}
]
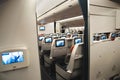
[{"left": 60, "top": 19, "right": 84, "bottom": 27}]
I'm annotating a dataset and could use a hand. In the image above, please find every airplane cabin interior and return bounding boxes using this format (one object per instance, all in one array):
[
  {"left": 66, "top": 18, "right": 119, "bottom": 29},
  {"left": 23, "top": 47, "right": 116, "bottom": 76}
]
[{"left": 0, "top": 0, "right": 120, "bottom": 80}]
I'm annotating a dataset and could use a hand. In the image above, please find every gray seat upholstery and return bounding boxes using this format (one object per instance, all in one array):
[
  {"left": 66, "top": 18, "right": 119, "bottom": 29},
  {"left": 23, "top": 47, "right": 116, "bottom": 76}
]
[
  {"left": 41, "top": 37, "right": 52, "bottom": 51},
  {"left": 40, "top": 36, "right": 52, "bottom": 65},
  {"left": 56, "top": 43, "right": 83, "bottom": 80},
  {"left": 38, "top": 40, "right": 42, "bottom": 46},
  {"left": 43, "top": 38, "right": 73, "bottom": 77},
  {"left": 38, "top": 36, "right": 45, "bottom": 50}
]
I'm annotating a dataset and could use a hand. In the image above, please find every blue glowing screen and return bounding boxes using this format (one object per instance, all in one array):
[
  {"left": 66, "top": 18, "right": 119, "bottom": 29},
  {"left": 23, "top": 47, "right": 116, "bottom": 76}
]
[
  {"left": 39, "top": 37, "right": 44, "bottom": 41},
  {"left": 101, "top": 35, "right": 107, "bottom": 40},
  {"left": 45, "top": 38, "right": 52, "bottom": 43},
  {"left": 75, "top": 38, "right": 82, "bottom": 44},
  {"left": 2, "top": 51, "right": 24, "bottom": 65},
  {"left": 39, "top": 26, "right": 45, "bottom": 31},
  {"left": 56, "top": 40, "right": 65, "bottom": 47}
]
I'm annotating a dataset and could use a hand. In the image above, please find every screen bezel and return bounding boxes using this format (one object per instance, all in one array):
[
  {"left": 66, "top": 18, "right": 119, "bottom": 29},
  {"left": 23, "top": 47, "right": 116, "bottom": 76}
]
[
  {"left": 2, "top": 51, "right": 24, "bottom": 65},
  {"left": 39, "top": 26, "right": 45, "bottom": 31},
  {"left": 0, "top": 48, "right": 29, "bottom": 72},
  {"left": 74, "top": 38, "right": 82, "bottom": 44},
  {"left": 45, "top": 37, "right": 52, "bottom": 43},
  {"left": 55, "top": 39, "right": 65, "bottom": 47}
]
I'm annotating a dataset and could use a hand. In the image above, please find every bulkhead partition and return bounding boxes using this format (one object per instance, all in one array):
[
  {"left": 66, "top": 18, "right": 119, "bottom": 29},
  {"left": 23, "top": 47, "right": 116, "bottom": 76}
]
[{"left": 89, "top": 0, "right": 120, "bottom": 80}]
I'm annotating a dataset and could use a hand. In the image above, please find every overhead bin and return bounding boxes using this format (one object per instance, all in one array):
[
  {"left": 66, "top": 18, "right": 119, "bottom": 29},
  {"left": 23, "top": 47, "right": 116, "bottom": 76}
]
[
  {"left": 110, "top": 0, "right": 120, "bottom": 3},
  {"left": 37, "top": 0, "right": 83, "bottom": 25},
  {"left": 36, "top": 0, "right": 67, "bottom": 17}
]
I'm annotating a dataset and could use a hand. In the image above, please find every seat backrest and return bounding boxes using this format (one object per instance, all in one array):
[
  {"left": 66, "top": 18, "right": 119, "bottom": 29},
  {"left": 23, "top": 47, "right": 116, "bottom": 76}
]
[
  {"left": 38, "top": 36, "right": 45, "bottom": 46},
  {"left": 49, "top": 38, "right": 73, "bottom": 59},
  {"left": 41, "top": 37, "right": 53, "bottom": 51},
  {"left": 66, "top": 43, "right": 83, "bottom": 73}
]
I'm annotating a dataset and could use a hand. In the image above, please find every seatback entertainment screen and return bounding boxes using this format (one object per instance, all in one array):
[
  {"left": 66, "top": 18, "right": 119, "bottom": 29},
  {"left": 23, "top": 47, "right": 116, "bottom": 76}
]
[
  {"left": 39, "top": 36, "right": 44, "bottom": 41},
  {"left": 74, "top": 38, "right": 82, "bottom": 44},
  {"left": 56, "top": 39, "right": 65, "bottom": 47},
  {"left": 2, "top": 51, "right": 24, "bottom": 65},
  {"left": 45, "top": 37, "right": 52, "bottom": 43},
  {"left": 39, "top": 26, "right": 45, "bottom": 31}
]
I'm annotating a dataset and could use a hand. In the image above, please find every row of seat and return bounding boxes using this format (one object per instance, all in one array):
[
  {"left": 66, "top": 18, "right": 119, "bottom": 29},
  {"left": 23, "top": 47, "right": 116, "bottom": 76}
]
[
  {"left": 38, "top": 34, "right": 84, "bottom": 80},
  {"left": 38, "top": 33, "right": 83, "bottom": 47}
]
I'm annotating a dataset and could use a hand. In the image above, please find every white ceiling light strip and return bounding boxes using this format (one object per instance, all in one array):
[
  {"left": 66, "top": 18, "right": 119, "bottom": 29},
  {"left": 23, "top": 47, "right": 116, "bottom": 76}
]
[{"left": 56, "top": 15, "right": 83, "bottom": 23}]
